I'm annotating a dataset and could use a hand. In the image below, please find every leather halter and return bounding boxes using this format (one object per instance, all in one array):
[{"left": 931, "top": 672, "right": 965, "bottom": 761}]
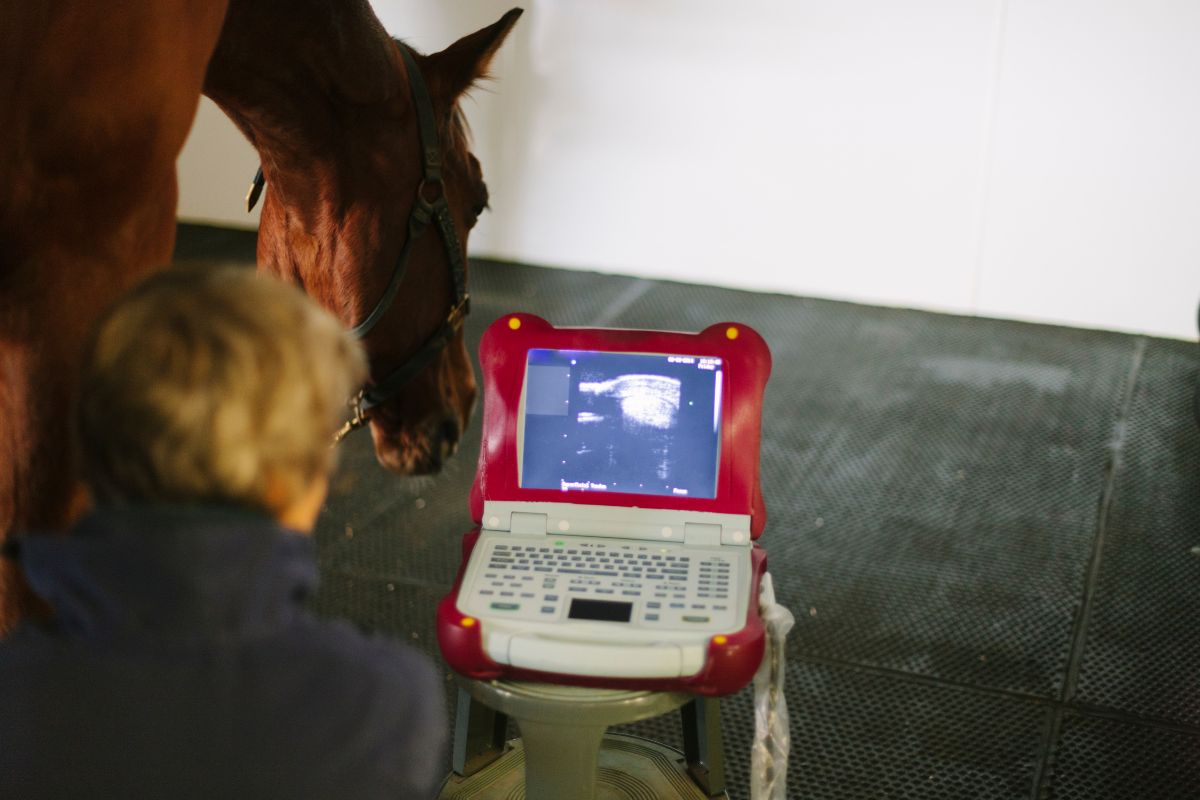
[
  {"left": 246, "top": 43, "right": 470, "bottom": 445},
  {"left": 334, "top": 44, "right": 471, "bottom": 442}
]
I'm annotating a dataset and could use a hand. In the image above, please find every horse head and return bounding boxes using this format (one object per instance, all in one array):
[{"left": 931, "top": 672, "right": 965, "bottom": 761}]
[{"left": 210, "top": 8, "right": 522, "bottom": 475}]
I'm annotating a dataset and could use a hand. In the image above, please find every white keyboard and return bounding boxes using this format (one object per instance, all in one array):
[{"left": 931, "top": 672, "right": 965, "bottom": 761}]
[{"left": 458, "top": 534, "right": 747, "bottom": 633}]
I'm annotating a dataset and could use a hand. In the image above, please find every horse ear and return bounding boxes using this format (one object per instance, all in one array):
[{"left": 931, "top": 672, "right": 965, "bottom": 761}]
[{"left": 423, "top": 8, "right": 523, "bottom": 101}]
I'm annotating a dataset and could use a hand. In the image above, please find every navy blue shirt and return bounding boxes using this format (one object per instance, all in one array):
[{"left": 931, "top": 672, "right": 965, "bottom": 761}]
[{"left": 0, "top": 507, "right": 447, "bottom": 799}]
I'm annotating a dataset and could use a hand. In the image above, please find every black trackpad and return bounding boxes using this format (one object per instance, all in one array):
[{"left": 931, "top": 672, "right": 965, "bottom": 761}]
[{"left": 568, "top": 598, "right": 632, "bottom": 622}]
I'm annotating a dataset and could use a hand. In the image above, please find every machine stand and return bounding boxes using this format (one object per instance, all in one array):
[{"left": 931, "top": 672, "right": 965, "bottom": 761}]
[
  {"left": 440, "top": 680, "right": 727, "bottom": 800},
  {"left": 452, "top": 686, "right": 510, "bottom": 776},
  {"left": 681, "top": 696, "right": 727, "bottom": 797}
]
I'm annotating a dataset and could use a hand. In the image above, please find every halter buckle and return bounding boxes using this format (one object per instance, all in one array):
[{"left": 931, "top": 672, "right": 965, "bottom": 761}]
[
  {"left": 332, "top": 390, "right": 369, "bottom": 446},
  {"left": 417, "top": 177, "right": 444, "bottom": 205}
]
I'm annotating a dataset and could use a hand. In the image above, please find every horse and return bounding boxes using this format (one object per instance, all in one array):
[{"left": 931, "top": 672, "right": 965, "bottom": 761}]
[{"left": 0, "top": 1, "right": 522, "bottom": 633}]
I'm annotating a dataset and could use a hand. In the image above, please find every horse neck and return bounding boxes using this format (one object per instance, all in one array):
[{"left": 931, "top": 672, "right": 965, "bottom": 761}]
[{"left": 203, "top": 0, "right": 412, "bottom": 244}]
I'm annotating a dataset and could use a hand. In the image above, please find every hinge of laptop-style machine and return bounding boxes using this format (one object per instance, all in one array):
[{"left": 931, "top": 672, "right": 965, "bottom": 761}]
[
  {"left": 683, "top": 523, "right": 722, "bottom": 547},
  {"left": 482, "top": 501, "right": 753, "bottom": 546},
  {"left": 509, "top": 512, "right": 549, "bottom": 537}
]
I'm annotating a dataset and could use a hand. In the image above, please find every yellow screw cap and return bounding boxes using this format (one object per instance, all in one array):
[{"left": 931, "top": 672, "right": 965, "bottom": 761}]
[
  {"left": 508, "top": 317, "right": 522, "bottom": 330},
  {"left": 725, "top": 326, "right": 739, "bottom": 340},
  {"left": 461, "top": 616, "right": 477, "bottom": 628},
  {"left": 713, "top": 635, "right": 728, "bottom": 646}
]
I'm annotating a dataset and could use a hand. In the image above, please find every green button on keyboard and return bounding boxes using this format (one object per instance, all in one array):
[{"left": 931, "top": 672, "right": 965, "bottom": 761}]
[{"left": 490, "top": 601, "right": 520, "bottom": 611}]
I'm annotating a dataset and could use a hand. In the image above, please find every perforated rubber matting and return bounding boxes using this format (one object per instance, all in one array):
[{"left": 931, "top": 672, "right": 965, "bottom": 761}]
[{"left": 176, "top": 224, "right": 1200, "bottom": 799}]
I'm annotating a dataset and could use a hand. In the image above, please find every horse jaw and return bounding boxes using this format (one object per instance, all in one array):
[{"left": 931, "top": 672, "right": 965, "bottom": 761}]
[{"left": 364, "top": 339, "right": 477, "bottom": 476}]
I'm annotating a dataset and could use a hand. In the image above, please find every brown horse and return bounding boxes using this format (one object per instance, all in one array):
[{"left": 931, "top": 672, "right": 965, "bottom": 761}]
[{"left": 0, "top": 1, "right": 522, "bottom": 633}]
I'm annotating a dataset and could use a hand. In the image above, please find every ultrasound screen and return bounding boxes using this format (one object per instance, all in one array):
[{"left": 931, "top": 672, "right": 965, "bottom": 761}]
[{"left": 520, "top": 349, "right": 723, "bottom": 499}]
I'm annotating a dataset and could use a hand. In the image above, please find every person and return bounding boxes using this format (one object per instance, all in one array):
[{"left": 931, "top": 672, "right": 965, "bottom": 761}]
[{"left": 0, "top": 266, "right": 447, "bottom": 799}]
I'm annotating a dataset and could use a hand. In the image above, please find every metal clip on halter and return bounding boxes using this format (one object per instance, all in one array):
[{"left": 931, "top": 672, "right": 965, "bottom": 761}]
[{"left": 333, "top": 390, "right": 369, "bottom": 446}]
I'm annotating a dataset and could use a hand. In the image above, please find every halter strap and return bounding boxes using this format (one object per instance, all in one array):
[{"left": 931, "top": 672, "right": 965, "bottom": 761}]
[
  {"left": 349, "top": 43, "right": 459, "bottom": 340},
  {"left": 332, "top": 43, "right": 472, "bottom": 442}
]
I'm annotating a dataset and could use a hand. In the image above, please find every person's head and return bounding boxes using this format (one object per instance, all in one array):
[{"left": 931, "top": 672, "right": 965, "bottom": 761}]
[{"left": 77, "top": 266, "right": 367, "bottom": 531}]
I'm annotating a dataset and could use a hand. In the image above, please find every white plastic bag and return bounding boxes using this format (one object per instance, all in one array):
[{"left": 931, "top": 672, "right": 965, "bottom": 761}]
[{"left": 751, "top": 572, "right": 795, "bottom": 800}]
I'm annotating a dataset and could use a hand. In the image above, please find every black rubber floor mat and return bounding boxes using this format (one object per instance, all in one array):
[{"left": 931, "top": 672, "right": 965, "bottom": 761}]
[
  {"left": 1045, "top": 713, "right": 1200, "bottom": 800},
  {"left": 620, "top": 661, "right": 1046, "bottom": 800},
  {"left": 1072, "top": 339, "right": 1200, "bottom": 725}
]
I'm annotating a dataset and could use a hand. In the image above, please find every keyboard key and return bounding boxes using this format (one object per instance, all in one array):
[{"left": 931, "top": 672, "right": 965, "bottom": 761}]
[
  {"left": 490, "top": 602, "right": 520, "bottom": 611},
  {"left": 644, "top": 613, "right": 660, "bottom": 622},
  {"left": 683, "top": 615, "right": 710, "bottom": 623},
  {"left": 544, "top": 594, "right": 559, "bottom": 601}
]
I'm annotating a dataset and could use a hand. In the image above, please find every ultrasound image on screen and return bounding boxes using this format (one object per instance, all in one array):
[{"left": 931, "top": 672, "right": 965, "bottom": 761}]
[{"left": 520, "top": 349, "right": 723, "bottom": 499}]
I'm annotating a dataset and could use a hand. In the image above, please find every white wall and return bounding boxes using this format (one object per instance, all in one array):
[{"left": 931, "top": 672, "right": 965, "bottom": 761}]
[{"left": 177, "top": 1, "right": 1200, "bottom": 340}]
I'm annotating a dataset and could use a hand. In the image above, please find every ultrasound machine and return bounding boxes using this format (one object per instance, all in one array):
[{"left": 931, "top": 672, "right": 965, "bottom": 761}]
[{"left": 438, "top": 313, "right": 772, "bottom": 695}]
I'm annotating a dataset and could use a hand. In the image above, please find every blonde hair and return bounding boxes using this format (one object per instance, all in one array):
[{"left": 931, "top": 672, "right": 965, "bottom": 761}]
[{"left": 77, "top": 265, "right": 367, "bottom": 513}]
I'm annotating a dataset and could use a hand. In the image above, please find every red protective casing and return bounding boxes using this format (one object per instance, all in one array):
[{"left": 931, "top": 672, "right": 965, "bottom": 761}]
[{"left": 437, "top": 313, "right": 772, "bottom": 696}]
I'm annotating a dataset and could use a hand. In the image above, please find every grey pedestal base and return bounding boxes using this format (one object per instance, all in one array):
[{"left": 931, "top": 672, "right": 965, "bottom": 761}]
[
  {"left": 440, "top": 680, "right": 728, "bottom": 800},
  {"left": 438, "top": 733, "right": 726, "bottom": 800}
]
